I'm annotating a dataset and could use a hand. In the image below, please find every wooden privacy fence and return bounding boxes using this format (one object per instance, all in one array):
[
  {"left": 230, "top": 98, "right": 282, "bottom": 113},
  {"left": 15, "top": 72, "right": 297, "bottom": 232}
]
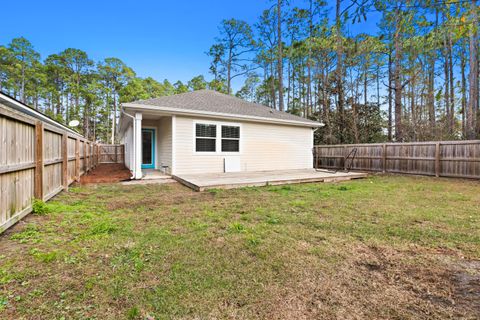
[
  {"left": 314, "top": 140, "right": 480, "bottom": 179},
  {"left": 0, "top": 103, "right": 98, "bottom": 234},
  {"left": 0, "top": 95, "right": 125, "bottom": 234},
  {"left": 98, "top": 144, "right": 125, "bottom": 164}
]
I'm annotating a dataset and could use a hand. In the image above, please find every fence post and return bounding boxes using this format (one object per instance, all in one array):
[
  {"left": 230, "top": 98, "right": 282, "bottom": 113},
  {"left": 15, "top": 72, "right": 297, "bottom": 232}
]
[
  {"left": 435, "top": 142, "right": 440, "bottom": 177},
  {"left": 90, "top": 143, "right": 92, "bottom": 169},
  {"left": 343, "top": 146, "right": 347, "bottom": 171},
  {"left": 86, "top": 142, "right": 89, "bottom": 172},
  {"left": 382, "top": 144, "right": 387, "bottom": 173},
  {"left": 83, "top": 140, "right": 87, "bottom": 173},
  {"left": 75, "top": 138, "right": 80, "bottom": 182},
  {"left": 89, "top": 142, "right": 91, "bottom": 171},
  {"left": 62, "top": 133, "right": 68, "bottom": 190},
  {"left": 34, "top": 121, "right": 44, "bottom": 200},
  {"left": 98, "top": 145, "right": 102, "bottom": 164}
]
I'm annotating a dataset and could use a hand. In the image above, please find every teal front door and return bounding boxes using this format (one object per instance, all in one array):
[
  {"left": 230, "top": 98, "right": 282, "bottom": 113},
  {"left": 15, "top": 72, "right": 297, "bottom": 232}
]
[{"left": 141, "top": 128, "right": 155, "bottom": 169}]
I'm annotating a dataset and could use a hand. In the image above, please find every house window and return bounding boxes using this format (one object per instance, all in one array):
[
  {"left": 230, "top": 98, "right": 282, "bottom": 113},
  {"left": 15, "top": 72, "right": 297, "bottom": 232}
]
[
  {"left": 221, "top": 125, "right": 240, "bottom": 152},
  {"left": 196, "top": 123, "right": 216, "bottom": 152}
]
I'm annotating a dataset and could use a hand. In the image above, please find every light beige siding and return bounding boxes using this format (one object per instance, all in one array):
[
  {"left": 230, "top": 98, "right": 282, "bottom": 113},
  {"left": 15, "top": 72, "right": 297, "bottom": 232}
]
[
  {"left": 122, "top": 123, "right": 134, "bottom": 170},
  {"left": 158, "top": 117, "right": 172, "bottom": 172},
  {"left": 173, "top": 116, "right": 313, "bottom": 175}
]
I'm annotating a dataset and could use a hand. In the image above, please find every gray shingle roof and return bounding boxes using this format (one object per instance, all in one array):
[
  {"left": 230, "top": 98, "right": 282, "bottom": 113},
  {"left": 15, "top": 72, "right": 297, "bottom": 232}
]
[{"left": 124, "top": 89, "right": 320, "bottom": 126}]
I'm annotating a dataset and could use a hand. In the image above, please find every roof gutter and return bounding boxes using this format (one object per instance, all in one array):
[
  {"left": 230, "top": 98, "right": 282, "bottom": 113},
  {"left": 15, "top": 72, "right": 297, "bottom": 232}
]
[{"left": 122, "top": 103, "right": 323, "bottom": 128}]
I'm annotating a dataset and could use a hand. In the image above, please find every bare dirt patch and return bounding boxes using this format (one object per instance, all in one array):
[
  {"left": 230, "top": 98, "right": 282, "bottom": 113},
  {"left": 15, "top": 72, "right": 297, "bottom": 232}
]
[
  {"left": 80, "top": 163, "right": 131, "bottom": 184},
  {"left": 261, "top": 243, "right": 480, "bottom": 320},
  {"left": 453, "top": 260, "right": 480, "bottom": 314}
]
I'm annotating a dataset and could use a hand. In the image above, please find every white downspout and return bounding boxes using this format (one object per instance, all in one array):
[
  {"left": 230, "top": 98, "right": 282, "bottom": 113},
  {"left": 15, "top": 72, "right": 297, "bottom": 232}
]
[{"left": 121, "top": 109, "right": 136, "bottom": 179}]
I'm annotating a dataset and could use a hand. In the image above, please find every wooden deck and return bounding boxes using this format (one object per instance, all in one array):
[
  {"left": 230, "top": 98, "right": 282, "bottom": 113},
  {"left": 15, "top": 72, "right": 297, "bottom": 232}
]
[{"left": 173, "top": 169, "right": 367, "bottom": 191}]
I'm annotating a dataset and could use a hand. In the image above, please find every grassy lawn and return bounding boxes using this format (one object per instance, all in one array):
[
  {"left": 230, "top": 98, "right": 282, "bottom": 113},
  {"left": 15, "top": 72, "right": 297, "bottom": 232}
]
[{"left": 1, "top": 175, "right": 479, "bottom": 319}]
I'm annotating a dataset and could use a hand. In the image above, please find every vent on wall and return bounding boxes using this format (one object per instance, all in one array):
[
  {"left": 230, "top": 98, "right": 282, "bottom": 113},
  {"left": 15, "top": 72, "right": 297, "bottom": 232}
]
[{"left": 224, "top": 156, "right": 241, "bottom": 172}]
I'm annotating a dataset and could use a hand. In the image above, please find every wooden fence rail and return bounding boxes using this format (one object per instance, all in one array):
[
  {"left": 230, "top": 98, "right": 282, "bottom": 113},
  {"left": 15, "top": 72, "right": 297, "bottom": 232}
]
[
  {"left": 313, "top": 140, "right": 480, "bottom": 179},
  {"left": 0, "top": 96, "right": 124, "bottom": 234}
]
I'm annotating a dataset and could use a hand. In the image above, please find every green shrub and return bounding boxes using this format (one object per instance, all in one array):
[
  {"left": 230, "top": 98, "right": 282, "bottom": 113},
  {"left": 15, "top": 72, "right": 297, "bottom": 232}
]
[{"left": 32, "top": 199, "right": 49, "bottom": 215}]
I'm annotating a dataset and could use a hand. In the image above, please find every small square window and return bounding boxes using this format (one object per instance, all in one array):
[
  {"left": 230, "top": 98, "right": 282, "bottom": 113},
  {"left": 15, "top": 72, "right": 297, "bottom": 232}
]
[
  {"left": 222, "top": 139, "right": 239, "bottom": 152},
  {"left": 196, "top": 123, "right": 216, "bottom": 152},
  {"left": 221, "top": 125, "right": 240, "bottom": 152},
  {"left": 222, "top": 126, "right": 240, "bottom": 139},
  {"left": 196, "top": 124, "right": 216, "bottom": 137}
]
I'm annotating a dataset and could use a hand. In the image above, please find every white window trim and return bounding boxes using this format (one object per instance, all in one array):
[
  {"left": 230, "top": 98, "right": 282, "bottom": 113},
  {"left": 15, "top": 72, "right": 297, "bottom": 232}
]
[{"left": 193, "top": 120, "right": 242, "bottom": 155}]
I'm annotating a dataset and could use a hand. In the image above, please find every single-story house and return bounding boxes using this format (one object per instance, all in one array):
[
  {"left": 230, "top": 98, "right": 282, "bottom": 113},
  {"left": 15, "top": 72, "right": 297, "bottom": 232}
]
[{"left": 118, "top": 89, "right": 322, "bottom": 179}]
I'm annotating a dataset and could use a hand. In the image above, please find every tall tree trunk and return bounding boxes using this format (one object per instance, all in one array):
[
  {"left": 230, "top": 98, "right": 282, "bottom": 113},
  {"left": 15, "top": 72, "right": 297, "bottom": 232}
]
[
  {"left": 336, "top": 0, "right": 345, "bottom": 142},
  {"left": 443, "top": 29, "right": 451, "bottom": 135},
  {"left": 448, "top": 33, "right": 455, "bottom": 134},
  {"left": 353, "top": 77, "right": 359, "bottom": 143},
  {"left": 428, "top": 7, "right": 439, "bottom": 137},
  {"left": 388, "top": 52, "right": 393, "bottom": 141},
  {"left": 277, "top": 0, "right": 285, "bottom": 111},
  {"left": 467, "top": 0, "right": 479, "bottom": 139},
  {"left": 376, "top": 64, "right": 380, "bottom": 107},
  {"left": 287, "top": 56, "right": 291, "bottom": 110},
  {"left": 111, "top": 94, "right": 116, "bottom": 144},
  {"left": 21, "top": 54, "right": 26, "bottom": 103},
  {"left": 410, "top": 69, "right": 416, "bottom": 141},
  {"left": 292, "top": 61, "right": 296, "bottom": 110},
  {"left": 306, "top": 0, "right": 314, "bottom": 118},
  {"left": 364, "top": 67, "right": 368, "bottom": 106},
  {"left": 461, "top": 39, "right": 467, "bottom": 138},
  {"left": 227, "top": 48, "right": 232, "bottom": 95},
  {"left": 66, "top": 94, "right": 70, "bottom": 124},
  {"left": 394, "top": 12, "right": 403, "bottom": 141},
  {"left": 270, "top": 61, "right": 276, "bottom": 109},
  {"left": 442, "top": 12, "right": 454, "bottom": 137},
  {"left": 93, "top": 105, "right": 97, "bottom": 141},
  {"left": 323, "top": 61, "right": 332, "bottom": 138},
  {"left": 443, "top": 21, "right": 452, "bottom": 135},
  {"left": 83, "top": 102, "right": 89, "bottom": 140}
]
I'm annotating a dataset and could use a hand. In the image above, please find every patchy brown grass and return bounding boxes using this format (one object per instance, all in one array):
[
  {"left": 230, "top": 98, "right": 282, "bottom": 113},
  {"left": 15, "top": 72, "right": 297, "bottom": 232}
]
[{"left": 0, "top": 175, "right": 479, "bottom": 319}]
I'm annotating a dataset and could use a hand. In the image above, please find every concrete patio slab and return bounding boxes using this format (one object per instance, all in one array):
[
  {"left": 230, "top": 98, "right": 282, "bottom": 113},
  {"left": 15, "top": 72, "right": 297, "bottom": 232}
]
[{"left": 173, "top": 169, "right": 367, "bottom": 191}]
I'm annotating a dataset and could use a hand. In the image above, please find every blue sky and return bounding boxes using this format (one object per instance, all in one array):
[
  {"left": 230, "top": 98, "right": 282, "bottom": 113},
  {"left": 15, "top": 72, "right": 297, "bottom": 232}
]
[{"left": 0, "top": 0, "right": 380, "bottom": 91}]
